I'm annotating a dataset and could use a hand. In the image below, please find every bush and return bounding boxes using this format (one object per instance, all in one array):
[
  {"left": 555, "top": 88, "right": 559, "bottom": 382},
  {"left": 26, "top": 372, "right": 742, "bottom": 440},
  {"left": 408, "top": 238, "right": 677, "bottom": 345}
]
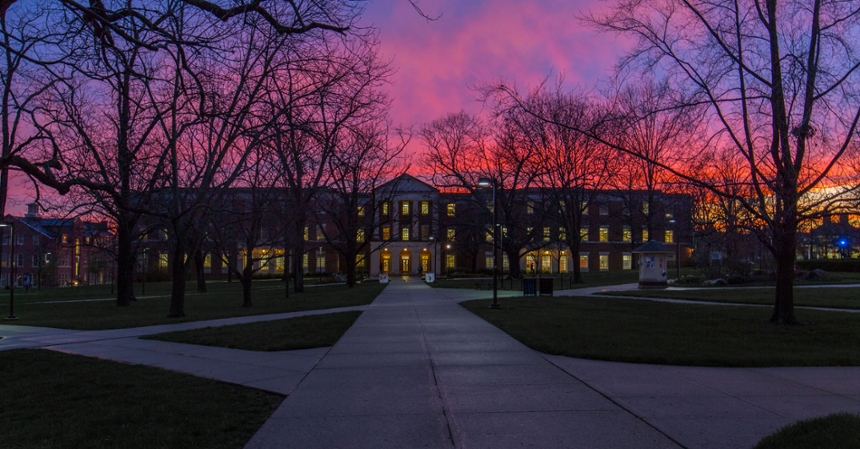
[{"left": 796, "top": 259, "right": 860, "bottom": 273}]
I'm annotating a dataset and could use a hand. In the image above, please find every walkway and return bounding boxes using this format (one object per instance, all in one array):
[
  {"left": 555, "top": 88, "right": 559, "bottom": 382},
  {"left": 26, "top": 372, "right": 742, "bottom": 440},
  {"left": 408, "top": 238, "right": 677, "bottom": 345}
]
[{"left": 2, "top": 280, "right": 860, "bottom": 448}]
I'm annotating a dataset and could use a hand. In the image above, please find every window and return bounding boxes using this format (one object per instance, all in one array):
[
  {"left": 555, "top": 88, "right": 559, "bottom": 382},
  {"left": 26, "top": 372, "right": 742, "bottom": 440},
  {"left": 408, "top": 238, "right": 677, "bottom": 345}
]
[
  {"left": 32, "top": 235, "right": 40, "bottom": 245},
  {"left": 420, "top": 201, "right": 430, "bottom": 215},
  {"left": 161, "top": 229, "right": 169, "bottom": 240},
  {"left": 1, "top": 253, "right": 7, "bottom": 267},
  {"left": 560, "top": 253, "right": 568, "bottom": 272},
  {"left": 599, "top": 253, "right": 609, "bottom": 271},
  {"left": 15, "top": 235, "right": 22, "bottom": 245},
  {"left": 446, "top": 254, "right": 456, "bottom": 269},
  {"left": 623, "top": 253, "right": 632, "bottom": 270},
  {"left": 599, "top": 226, "right": 609, "bottom": 242},
  {"left": 159, "top": 252, "right": 169, "bottom": 269},
  {"left": 303, "top": 226, "right": 309, "bottom": 241},
  {"left": 599, "top": 204, "right": 609, "bottom": 215},
  {"left": 581, "top": 201, "right": 588, "bottom": 215},
  {"left": 316, "top": 251, "right": 325, "bottom": 273},
  {"left": 527, "top": 201, "right": 535, "bottom": 215},
  {"left": 447, "top": 228, "right": 455, "bottom": 242},
  {"left": 356, "top": 255, "right": 365, "bottom": 268},
  {"left": 203, "top": 253, "right": 211, "bottom": 272},
  {"left": 401, "top": 226, "right": 410, "bottom": 241},
  {"left": 447, "top": 203, "right": 456, "bottom": 216},
  {"left": 302, "top": 253, "right": 309, "bottom": 272},
  {"left": 543, "top": 227, "right": 551, "bottom": 242},
  {"left": 622, "top": 226, "right": 631, "bottom": 242},
  {"left": 541, "top": 254, "right": 551, "bottom": 272},
  {"left": 32, "top": 254, "right": 39, "bottom": 267},
  {"left": 485, "top": 252, "right": 494, "bottom": 270},
  {"left": 486, "top": 228, "right": 493, "bottom": 242},
  {"left": 275, "top": 256, "right": 285, "bottom": 272},
  {"left": 382, "top": 201, "right": 390, "bottom": 216},
  {"left": 642, "top": 201, "right": 649, "bottom": 215},
  {"left": 665, "top": 230, "right": 674, "bottom": 243},
  {"left": 559, "top": 227, "right": 567, "bottom": 241},
  {"left": 382, "top": 226, "right": 391, "bottom": 240},
  {"left": 526, "top": 252, "right": 536, "bottom": 272},
  {"left": 17, "top": 254, "right": 23, "bottom": 268},
  {"left": 59, "top": 252, "right": 70, "bottom": 267},
  {"left": 401, "top": 201, "right": 411, "bottom": 216},
  {"left": 357, "top": 206, "right": 365, "bottom": 216},
  {"left": 579, "top": 253, "right": 589, "bottom": 270},
  {"left": 642, "top": 228, "right": 649, "bottom": 241},
  {"left": 580, "top": 227, "right": 589, "bottom": 241},
  {"left": 1, "top": 235, "right": 6, "bottom": 245},
  {"left": 357, "top": 229, "right": 365, "bottom": 243},
  {"left": 420, "top": 225, "right": 429, "bottom": 241},
  {"left": 221, "top": 254, "right": 230, "bottom": 273},
  {"left": 61, "top": 234, "right": 68, "bottom": 244},
  {"left": 317, "top": 224, "right": 325, "bottom": 240},
  {"left": 503, "top": 254, "right": 509, "bottom": 270}
]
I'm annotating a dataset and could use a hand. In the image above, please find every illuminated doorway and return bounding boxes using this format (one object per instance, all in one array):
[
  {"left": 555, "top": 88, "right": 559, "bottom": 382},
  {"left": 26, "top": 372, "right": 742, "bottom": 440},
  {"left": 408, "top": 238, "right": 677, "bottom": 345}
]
[
  {"left": 420, "top": 249, "right": 431, "bottom": 273},
  {"left": 381, "top": 251, "right": 391, "bottom": 273},
  {"left": 400, "top": 249, "right": 412, "bottom": 274}
]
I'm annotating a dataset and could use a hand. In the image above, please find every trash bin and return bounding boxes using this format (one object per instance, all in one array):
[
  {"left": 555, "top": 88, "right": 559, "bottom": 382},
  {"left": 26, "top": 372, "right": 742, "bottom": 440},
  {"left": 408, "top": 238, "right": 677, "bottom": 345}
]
[
  {"left": 522, "top": 278, "right": 537, "bottom": 296},
  {"left": 539, "top": 278, "right": 554, "bottom": 296}
]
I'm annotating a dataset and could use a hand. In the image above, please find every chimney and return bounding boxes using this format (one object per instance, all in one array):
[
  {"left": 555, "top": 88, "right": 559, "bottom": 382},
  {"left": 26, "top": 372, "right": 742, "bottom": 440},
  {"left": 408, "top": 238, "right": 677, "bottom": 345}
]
[{"left": 25, "top": 202, "right": 41, "bottom": 218}]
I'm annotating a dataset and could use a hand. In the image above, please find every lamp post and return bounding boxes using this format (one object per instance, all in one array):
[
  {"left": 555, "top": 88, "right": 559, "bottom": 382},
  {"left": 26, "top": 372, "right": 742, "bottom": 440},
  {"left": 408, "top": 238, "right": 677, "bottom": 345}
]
[
  {"left": 1, "top": 222, "right": 17, "bottom": 320},
  {"left": 669, "top": 218, "right": 680, "bottom": 280},
  {"left": 477, "top": 178, "right": 500, "bottom": 309},
  {"left": 445, "top": 244, "right": 450, "bottom": 277},
  {"left": 429, "top": 236, "right": 437, "bottom": 278}
]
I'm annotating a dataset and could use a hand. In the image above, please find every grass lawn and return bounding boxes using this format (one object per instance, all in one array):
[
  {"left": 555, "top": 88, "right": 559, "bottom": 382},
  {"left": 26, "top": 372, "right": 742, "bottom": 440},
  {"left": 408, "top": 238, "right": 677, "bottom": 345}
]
[
  {"left": 753, "top": 413, "right": 860, "bottom": 449},
  {"left": 0, "top": 280, "right": 385, "bottom": 330},
  {"left": 600, "top": 286, "right": 860, "bottom": 310},
  {"left": 433, "top": 270, "right": 639, "bottom": 290},
  {"left": 145, "top": 311, "right": 362, "bottom": 351},
  {"left": 461, "top": 296, "right": 860, "bottom": 366},
  {"left": 0, "top": 349, "right": 282, "bottom": 449}
]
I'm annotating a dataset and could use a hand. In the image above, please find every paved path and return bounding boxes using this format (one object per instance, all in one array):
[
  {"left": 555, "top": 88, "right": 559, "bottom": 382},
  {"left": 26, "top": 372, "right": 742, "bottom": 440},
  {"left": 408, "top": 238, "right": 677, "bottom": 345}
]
[{"left": 3, "top": 280, "right": 860, "bottom": 448}]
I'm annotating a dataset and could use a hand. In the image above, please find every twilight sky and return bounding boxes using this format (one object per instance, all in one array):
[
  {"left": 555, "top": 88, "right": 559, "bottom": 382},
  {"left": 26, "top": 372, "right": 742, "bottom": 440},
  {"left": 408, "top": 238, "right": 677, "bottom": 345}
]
[{"left": 359, "top": 0, "right": 625, "bottom": 131}]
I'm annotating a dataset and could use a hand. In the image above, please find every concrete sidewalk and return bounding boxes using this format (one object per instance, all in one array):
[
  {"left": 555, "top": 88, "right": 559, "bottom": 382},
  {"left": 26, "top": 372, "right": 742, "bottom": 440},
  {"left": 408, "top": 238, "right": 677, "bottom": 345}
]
[{"left": 246, "top": 279, "right": 860, "bottom": 449}]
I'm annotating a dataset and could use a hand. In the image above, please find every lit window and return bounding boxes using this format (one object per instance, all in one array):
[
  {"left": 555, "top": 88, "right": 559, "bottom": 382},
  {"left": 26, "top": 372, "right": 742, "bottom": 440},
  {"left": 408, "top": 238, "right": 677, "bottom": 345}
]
[
  {"left": 447, "top": 228, "right": 455, "bottom": 242},
  {"left": 543, "top": 227, "right": 551, "bottom": 242},
  {"left": 275, "top": 256, "right": 285, "bottom": 272},
  {"left": 303, "top": 226, "right": 309, "bottom": 241},
  {"left": 159, "top": 252, "right": 169, "bottom": 269},
  {"left": 401, "top": 201, "right": 410, "bottom": 216},
  {"left": 382, "top": 226, "right": 391, "bottom": 240},
  {"left": 623, "top": 253, "right": 632, "bottom": 270},
  {"left": 203, "top": 253, "right": 211, "bottom": 268},
  {"left": 599, "top": 226, "right": 609, "bottom": 242},
  {"left": 541, "top": 254, "right": 551, "bottom": 272},
  {"left": 446, "top": 254, "right": 455, "bottom": 269},
  {"left": 316, "top": 251, "right": 325, "bottom": 273},
  {"left": 599, "top": 254, "right": 609, "bottom": 270},
  {"left": 642, "top": 228, "right": 649, "bottom": 241},
  {"left": 622, "top": 227, "right": 631, "bottom": 242},
  {"left": 401, "top": 227, "right": 410, "bottom": 241},
  {"left": 61, "top": 234, "right": 68, "bottom": 244},
  {"left": 559, "top": 227, "right": 567, "bottom": 241},
  {"left": 486, "top": 228, "right": 493, "bottom": 242},
  {"left": 317, "top": 224, "right": 325, "bottom": 240},
  {"left": 485, "top": 252, "right": 494, "bottom": 270},
  {"left": 580, "top": 227, "right": 589, "bottom": 241},
  {"left": 642, "top": 201, "right": 649, "bottom": 215},
  {"left": 580, "top": 254, "right": 589, "bottom": 270},
  {"left": 447, "top": 203, "right": 455, "bottom": 216},
  {"left": 503, "top": 254, "right": 509, "bottom": 270},
  {"left": 527, "top": 201, "right": 535, "bottom": 215},
  {"left": 420, "top": 201, "right": 430, "bottom": 215},
  {"left": 357, "top": 229, "right": 365, "bottom": 243},
  {"left": 665, "top": 230, "right": 674, "bottom": 243},
  {"left": 357, "top": 206, "right": 365, "bottom": 216},
  {"left": 581, "top": 201, "right": 588, "bottom": 215},
  {"left": 560, "top": 254, "right": 568, "bottom": 272},
  {"left": 382, "top": 201, "right": 390, "bottom": 215},
  {"left": 356, "top": 255, "right": 365, "bottom": 268},
  {"left": 302, "top": 253, "right": 309, "bottom": 271}
]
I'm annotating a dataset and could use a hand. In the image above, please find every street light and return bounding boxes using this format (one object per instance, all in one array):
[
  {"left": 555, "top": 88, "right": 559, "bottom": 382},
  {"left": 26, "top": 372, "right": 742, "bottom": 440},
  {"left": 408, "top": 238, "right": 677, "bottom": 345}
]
[
  {"left": 445, "top": 244, "right": 451, "bottom": 277},
  {"left": 668, "top": 218, "right": 680, "bottom": 280},
  {"left": 1, "top": 222, "right": 17, "bottom": 320},
  {"left": 429, "top": 236, "right": 437, "bottom": 279},
  {"left": 477, "top": 177, "right": 500, "bottom": 309}
]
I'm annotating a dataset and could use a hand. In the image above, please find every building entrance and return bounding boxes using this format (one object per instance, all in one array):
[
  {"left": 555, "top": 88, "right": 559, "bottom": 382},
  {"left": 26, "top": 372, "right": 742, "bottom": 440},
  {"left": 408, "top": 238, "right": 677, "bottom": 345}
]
[{"left": 399, "top": 249, "right": 412, "bottom": 274}]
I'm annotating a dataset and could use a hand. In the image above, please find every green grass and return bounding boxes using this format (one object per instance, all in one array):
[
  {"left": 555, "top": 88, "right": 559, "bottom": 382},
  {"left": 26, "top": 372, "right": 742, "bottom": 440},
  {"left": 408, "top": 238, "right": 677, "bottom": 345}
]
[
  {"left": 600, "top": 286, "right": 860, "bottom": 309},
  {"left": 433, "top": 270, "right": 639, "bottom": 290},
  {"left": 461, "top": 296, "right": 860, "bottom": 366},
  {"left": 0, "top": 349, "right": 282, "bottom": 449},
  {"left": 0, "top": 281, "right": 386, "bottom": 330},
  {"left": 754, "top": 413, "right": 860, "bottom": 449},
  {"left": 145, "top": 311, "right": 362, "bottom": 351}
]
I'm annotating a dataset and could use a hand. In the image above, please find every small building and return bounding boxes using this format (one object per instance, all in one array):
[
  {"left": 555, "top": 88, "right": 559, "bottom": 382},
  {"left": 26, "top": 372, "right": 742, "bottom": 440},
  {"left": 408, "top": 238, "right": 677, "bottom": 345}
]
[{"left": 633, "top": 240, "right": 674, "bottom": 289}]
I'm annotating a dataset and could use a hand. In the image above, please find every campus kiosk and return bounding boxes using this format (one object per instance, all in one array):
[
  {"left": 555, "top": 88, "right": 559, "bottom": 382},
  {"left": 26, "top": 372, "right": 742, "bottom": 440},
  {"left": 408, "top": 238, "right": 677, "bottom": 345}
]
[{"left": 632, "top": 240, "right": 674, "bottom": 289}]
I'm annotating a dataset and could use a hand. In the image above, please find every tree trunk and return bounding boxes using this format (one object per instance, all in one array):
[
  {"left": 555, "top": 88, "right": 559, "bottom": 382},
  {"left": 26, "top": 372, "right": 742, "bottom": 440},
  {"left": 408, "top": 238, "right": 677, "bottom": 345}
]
[
  {"left": 241, "top": 267, "right": 253, "bottom": 308},
  {"left": 769, "top": 222, "right": 799, "bottom": 325},
  {"left": 571, "top": 238, "right": 583, "bottom": 283},
  {"left": 115, "top": 216, "right": 136, "bottom": 306},
  {"left": 293, "top": 233, "right": 305, "bottom": 293},
  {"left": 167, "top": 247, "right": 186, "bottom": 317},
  {"left": 194, "top": 249, "right": 207, "bottom": 293},
  {"left": 506, "top": 247, "right": 522, "bottom": 278}
]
